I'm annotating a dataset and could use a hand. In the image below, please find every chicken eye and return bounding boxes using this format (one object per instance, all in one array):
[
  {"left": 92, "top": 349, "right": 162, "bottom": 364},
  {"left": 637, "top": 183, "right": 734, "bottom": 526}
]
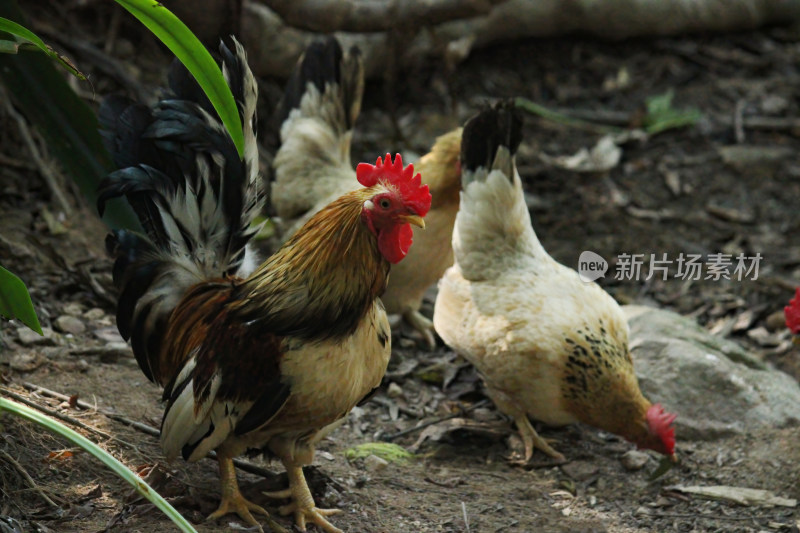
[{"left": 379, "top": 198, "right": 391, "bottom": 209}]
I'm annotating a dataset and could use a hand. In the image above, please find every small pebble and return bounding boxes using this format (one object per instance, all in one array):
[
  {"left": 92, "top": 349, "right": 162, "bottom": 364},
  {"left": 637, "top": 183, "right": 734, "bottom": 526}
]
[
  {"left": 765, "top": 310, "right": 788, "bottom": 332},
  {"left": 471, "top": 407, "right": 498, "bottom": 422},
  {"left": 761, "top": 94, "right": 789, "bottom": 115},
  {"left": 16, "top": 326, "right": 57, "bottom": 346},
  {"left": 62, "top": 303, "right": 84, "bottom": 317},
  {"left": 746, "top": 326, "right": 781, "bottom": 347},
  {"left": 561, "top": 460, "right": 599, "bottom": 481},
  {"left": 83, "top": 308, "right": 106, "bottom": 321},
  {"left": 93, "top": 327, "right": 125, "bottom": 344},
  {"left": 386, "top": 382, "right": 404, "bottom": 398},
  {"left": 363, "top": 454, "right": 388, "bottom": 472},
  {"left": 10, "top": 352, "right": 47, "bottom": 372},
  {"left": 316, "top": 450, "right": 335, "bottom": 462},
  {"left": 99, "top": 342, "right": 131, "bottom": 363},
  {"left": 54, "top": 315, "right": 86, "bottom": 335},
  {"left": 620, "top": 450, "right": 650, "bottom": 471}
]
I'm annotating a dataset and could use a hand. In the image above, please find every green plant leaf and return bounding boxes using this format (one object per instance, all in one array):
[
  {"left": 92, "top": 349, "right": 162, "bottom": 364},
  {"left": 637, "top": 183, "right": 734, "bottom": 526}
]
[
  {"left": 0, "top": 397, "right": 198, "bottom": 532},
  {"left": 0, "top": 1, "right": 140, "bottom": 231},
  {"left": 0, "top": 266, "right": 41, "bottom": 335},
  {"left": 643, "top": 90, "right": 702, "bottom": 135},
  {"left": 0, "top": 16, "right": 85, "bottom": 78},
  {"left": 113, "top": 0, "right": 244, "bottom": 159},
  {"left": 648, "top": 454, "right": 677, "bottom": 481},
  {"left": 345, "top": 442, "right": 415, "bottom": 463}
]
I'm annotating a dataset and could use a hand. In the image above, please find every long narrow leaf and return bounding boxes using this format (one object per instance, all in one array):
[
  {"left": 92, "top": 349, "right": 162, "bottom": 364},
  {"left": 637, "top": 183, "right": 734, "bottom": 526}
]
[
  {"left": 0, "top": 16, "right": 84, "bottom": 78},
  {"left": 0, "top": 1, "right": 139, "bottom": 230},
  {"left": 0, "top": 397, "right": 198, "bottom": 533},
  {"left": 0, "top": 266, "right": 42, "bottom": 335},
  {"left": 113, "top": 0, "right": 244, "bottom": 159}
]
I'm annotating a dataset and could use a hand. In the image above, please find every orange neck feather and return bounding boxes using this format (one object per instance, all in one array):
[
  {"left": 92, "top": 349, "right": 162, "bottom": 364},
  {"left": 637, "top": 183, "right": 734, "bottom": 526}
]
[{"left": 233, "top": 187, "right": 390, "bottom": 340}]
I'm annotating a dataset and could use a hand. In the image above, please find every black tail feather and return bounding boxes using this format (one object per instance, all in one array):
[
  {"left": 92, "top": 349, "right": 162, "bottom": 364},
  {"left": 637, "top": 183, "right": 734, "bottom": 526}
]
[
  {"left": 99, "top": 39, "right": 260, "bottom": 385},
  {"left": 275, "top": 36, "right": 362, "bottom": 133},
  {"left": 460, "top": 101, "right": 523, "bottom": 178}
]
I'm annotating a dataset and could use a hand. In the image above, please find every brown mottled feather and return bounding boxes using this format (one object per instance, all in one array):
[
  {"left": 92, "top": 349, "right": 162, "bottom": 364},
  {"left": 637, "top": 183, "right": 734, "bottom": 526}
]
[{"left": 157, "top": 185, "right": 394, "bottom": 462}]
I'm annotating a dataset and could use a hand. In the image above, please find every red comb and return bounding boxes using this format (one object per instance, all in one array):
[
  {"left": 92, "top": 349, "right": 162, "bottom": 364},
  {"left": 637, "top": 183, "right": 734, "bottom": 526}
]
[
  {"left": 356, "top": 154, "right": 431, "bottom": 217},
  {"left": 785, "top": 288, "right": 800, "bottom": 334},
  {"left": 646, "top": 404, "right": 676, "bottom": 454}
]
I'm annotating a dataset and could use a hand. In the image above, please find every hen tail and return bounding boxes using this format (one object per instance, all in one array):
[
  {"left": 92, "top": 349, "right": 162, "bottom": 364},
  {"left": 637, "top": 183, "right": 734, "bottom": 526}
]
[
  {"left": 272, "top": 36, "right": 364, "bottom": 221},
  {"left": 97, "top": 39, "right": 261, "bottom": 384},
  {"left": 455, "top": 102, "right": 541, "bottom": 280},
  {"left": 460, "top": 101, "right": 523, "bottom": 187}
]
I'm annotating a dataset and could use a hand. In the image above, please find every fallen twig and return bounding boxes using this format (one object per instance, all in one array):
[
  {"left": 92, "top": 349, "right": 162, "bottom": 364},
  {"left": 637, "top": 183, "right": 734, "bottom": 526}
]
[
  {"left": 0, "top": 387, "right": 141, "bottom": 451},
  {"left": 0, "top": 153, "right": 35, "bottom": 170},
  {"left": 0, "top": 448, "right": 61, "bottom": 508},
  {"left": 19, "top": 382, "right": 277, "bottom": 479},
  {"left": 0, "top": 87, "right": 73, "bottom": 215},
  {"left": 379, "top": 400, "right": 489, "bottom": 442}
]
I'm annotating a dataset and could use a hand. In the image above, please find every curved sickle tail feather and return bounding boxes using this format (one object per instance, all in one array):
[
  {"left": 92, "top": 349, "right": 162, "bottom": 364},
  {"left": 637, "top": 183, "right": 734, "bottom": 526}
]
[{"left": 98, "top": 39, "right": 262, "bottom": 385}]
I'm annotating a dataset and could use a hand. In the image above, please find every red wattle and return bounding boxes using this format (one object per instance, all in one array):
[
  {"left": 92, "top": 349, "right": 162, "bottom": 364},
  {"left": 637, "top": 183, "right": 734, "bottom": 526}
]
[{"left": 378, "top": 223, "right": 413, "bottom": 264}]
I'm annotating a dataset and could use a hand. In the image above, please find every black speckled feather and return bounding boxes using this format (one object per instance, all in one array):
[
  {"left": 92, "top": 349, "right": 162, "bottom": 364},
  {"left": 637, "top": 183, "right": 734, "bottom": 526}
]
[{"left": 98, "top": 40, "right": 260, "bottom": 385}]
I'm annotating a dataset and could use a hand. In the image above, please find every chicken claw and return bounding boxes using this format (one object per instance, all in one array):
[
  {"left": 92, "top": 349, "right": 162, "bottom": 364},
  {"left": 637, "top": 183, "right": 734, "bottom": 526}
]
[
  {"left": 208, "top": 456, "right": 274, "bottom": 532},
  {"left": 515, "top": 415, "right": 566, "bottom": 464},
  {"left": 403, "top": 309, "right": 436, "bottom": 349},
  {"left": 263, "top": 465, "right": 343, "bottom": 533},
  {"left": 207, "top": 495, "right": 270, "bottom": 531}
]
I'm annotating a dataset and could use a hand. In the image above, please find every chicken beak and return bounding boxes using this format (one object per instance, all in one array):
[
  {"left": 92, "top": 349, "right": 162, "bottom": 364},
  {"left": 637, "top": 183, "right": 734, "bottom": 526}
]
[{"left": 400, "top": 214, "right": 426, "bottom": 229}]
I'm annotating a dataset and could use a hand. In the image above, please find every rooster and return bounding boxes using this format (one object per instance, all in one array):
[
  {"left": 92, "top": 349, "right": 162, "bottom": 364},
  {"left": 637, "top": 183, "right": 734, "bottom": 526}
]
[
  {"left": 272, "top": 37, "right": 462, "bottom": 347},
  {"left": 433, "top": 103, "right": 677, "bottom": 463},
  {"left": 98, "top": 40, "right": 431, "bottom": 533}
]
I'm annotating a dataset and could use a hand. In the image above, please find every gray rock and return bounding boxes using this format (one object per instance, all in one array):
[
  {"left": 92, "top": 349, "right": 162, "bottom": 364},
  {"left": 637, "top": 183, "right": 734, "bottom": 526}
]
[
  {"left": 363, "top": 454, "right": 389, "bottom": 472},
  {"left": 620, "top": 450, "right": 650, "bottom": 471},
  {"left": 561, "top": 460, "right": 599, "bottom": 481},
  {"left": 99, "top": 342, "right": 132, "bottom": 363},
  {"left": 83, "top": 308, "right": 106, "bottom": 321},
  {"left": 10, "top": 352, "right": 47, "bottom": 372},
  {"left": 93, "top": 327, "right": 125, "bottom": 344},
  {"left": 16, "top": 326, "right": 57, "bottom": 346},
  {"left": 54, "top": 315, "right": 86, "bottom": 335},
  {"left": 62, "top": 303, "right": 84, "bottom": 317},
  {"left": 625, "top": 305, "right": 800, "bottom": 441}
]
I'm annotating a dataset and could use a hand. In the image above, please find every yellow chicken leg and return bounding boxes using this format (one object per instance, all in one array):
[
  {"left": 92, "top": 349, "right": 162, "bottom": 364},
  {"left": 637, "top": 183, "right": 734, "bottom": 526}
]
[
  {"left": 514, "top": 415, "right": 566, "bottom": 463},
  {"left": 403, "top": 309, "right": 436, "bottom": 349},
  {"left": 208, "top": 456, "right": 274, "bottom": 532},
  {"left": 263, "top": 465, "right": 343, "bottom": 533},
  {"left": 486, "top": 386, "right": 566, "bottom": 463}
]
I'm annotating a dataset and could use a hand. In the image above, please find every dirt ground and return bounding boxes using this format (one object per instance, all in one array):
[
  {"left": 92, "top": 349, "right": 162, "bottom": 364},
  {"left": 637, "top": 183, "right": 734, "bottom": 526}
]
[{"left": 1, "top": 3, "right": 800, "bottom": 532}]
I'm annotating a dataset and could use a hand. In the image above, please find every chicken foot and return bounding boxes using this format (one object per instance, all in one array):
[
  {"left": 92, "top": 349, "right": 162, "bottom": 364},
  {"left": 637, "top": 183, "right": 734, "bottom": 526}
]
[
  {"left": 208, "top": 455, "right": 282, "bottom": 533},
  {"left": 263, "top": 464, "right": 343, "bottom": 533},
  {"left": 486, "top": 387, "right": 566, "bottom": 463},
  {"left": 514, "top": 414, "right": 566, "bottom": 463},
  {"left": 403, "top": 309, "right": 436, "bottom": 349}
]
